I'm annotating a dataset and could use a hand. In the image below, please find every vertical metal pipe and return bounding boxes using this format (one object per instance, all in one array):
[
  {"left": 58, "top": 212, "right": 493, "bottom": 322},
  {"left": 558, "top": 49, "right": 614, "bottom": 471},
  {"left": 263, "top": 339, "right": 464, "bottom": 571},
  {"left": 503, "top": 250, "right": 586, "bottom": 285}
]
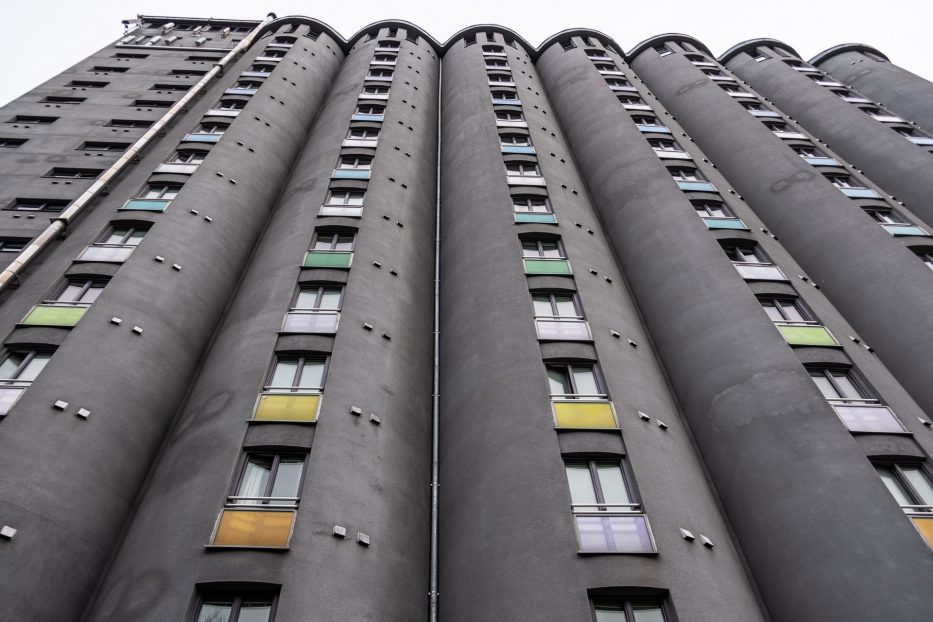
[{"left": 429, "top": 59, "right": 443, "bottom": 622}]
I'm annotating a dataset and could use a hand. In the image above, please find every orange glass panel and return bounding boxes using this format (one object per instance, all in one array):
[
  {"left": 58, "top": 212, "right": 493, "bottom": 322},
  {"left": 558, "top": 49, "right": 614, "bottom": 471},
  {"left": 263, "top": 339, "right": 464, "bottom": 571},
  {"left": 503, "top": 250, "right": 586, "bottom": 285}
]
[
  {"left": 911, "top": 516, "right": 933, "bottom": 549},
  {"left": 212, "top": 509, "right": 294, "bottom": 547}
]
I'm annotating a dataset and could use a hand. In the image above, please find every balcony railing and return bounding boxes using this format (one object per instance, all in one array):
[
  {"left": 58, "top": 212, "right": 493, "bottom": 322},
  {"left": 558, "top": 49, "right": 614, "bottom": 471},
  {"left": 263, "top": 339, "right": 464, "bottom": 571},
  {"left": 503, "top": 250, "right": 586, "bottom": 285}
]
[
  {"left": 733, "top": 262, "right": 788, "bottom": 281},
  {"left": 506, "top": 175, "right": 546, "bottom": 187},
  {"left": 870, "top": 114, "right": 905, "bottom": 123},
  {"left": 210, "top": 508, "right": 295, "bottom": 548},
  {"left": 802, "top": 156, "right": 839, "bottom": 166},
  {"left": 183, "top": 132, "right": 222, "bottom": 142},
  {"left": 155, "top": 162, "right": 199, "bottom": 174},
  {"left": 342, "top": 138, "right": 378, "bottom": 148},
  {"left": 240, "top": 71, "right": 270, "bottom": 78},
  {"left": 773, "top": 130, "right": 808, "bottom": 139},
  {"left": 637, "top": 125, "right": 670, "bottom": 134},
  {"left": 829, "top": 399, "right": 905, "bottom": 433},
  {"left": 907, "top": 136, "right": 933, "bottom": 146},
  {"left": 535, "top": 317, "right": 592, "bottom": 341},
  {"left": 303, "top": 250, "right": 353, "bottom": 269},
  {"left": 76, "top": 243, "right": 135, "bottom": 263},
  {"left": 21, "top": 303, "right": 89, "bottom": 327},
  {"left": 750, "top": 110, "right": 781, "bottom": 117},
  {"left": 205, "top": 108, "right": 241, "bottom": 117},
  {"left": 496, "top": 120, "right": 528, "bottom": 128},
  {"left": 501, "top": 145, "right": 535, "bottom": 154},
  {"left": 224, "top": 87, "right": 257, "bottom": 96},
  {"left": 551, "top": 396, "right": 617, "bottom": 429},
  {"left": 523, "top": 257, "right": 571, "bottom": 275},
  {"left": 654, "top": 149, "right": 691, "bottom": 160},
  {"left": 253, "top": 389, "right": 321, "bottom": 422},
  {"left": 774, "top": 321, "right": 839, "bottom": 346},
  {"left": 351, "top": 113, "right": 384, "bottom": 122},
  {"left": 572, "top": 504, "right": 655, "bottom": 553},
  {"left": 492, "top": 98, "right": 522, "bottom": 106},
  {"left": 281, "top": 309, "right": 339, "bottom": 334}
]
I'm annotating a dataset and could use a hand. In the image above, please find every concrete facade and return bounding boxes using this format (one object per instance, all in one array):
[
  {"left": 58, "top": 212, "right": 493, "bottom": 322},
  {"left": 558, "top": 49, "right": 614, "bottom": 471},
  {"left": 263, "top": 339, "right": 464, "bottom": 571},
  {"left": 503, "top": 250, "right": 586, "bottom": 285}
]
[{"left": 0, "top": 15, "right": 930, "bottom": 622}]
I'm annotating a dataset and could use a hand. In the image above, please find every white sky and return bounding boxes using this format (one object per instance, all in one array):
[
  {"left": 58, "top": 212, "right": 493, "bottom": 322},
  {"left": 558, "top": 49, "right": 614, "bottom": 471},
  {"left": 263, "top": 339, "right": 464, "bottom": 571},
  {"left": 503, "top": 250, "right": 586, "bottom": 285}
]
[{"left": 2, "top": 0, "right": 933, "bottom": 106}]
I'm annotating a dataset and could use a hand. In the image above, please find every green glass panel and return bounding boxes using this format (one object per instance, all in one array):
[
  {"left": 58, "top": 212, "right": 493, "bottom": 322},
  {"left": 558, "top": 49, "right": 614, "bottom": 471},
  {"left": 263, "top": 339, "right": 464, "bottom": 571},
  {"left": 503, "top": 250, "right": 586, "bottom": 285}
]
[
  {"left": 524, "top": 259, "right": 570, "bottom": 275},
  {"left": 303, "top": 251, "right": 352, "bottom": 268},
  {"left": 777, "top": 324, "right": 839, "bottom": 346},
  {"left": 121, "top": 198, "right": 170, "bottom": 211},
  {"left": 22, "top": 305, "right": 87, "bottom": 327},
  {"left": 515, "top": 213, "right": 557, "bottom": 224}
]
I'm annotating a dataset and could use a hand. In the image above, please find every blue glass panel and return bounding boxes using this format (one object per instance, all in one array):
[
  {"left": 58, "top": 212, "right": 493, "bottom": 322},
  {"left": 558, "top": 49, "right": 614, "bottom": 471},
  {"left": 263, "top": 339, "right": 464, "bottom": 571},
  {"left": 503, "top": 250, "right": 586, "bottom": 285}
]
[
  {"left": 637, "top": 126, "right": 671, "bottom": 133},
  {"left": 183, "top": 133, "right": 221, "bottom": 143},
  {"left": 804, "top": 157, "right": 839, "bottom": 166},
  {"left": 702, "top": 217, "right": 748, "bottom": 230},
  {"left": 515, "top": 213, "right": 557, "bottom": 224},
  {"left": 883, "top": 224, "right": 928, "bottom": 237},
  {"left": 492, "top": 98, "right": 522, "bottom": 105},
  {"left": 841, "top": 187, "right": 880, "bottom": 198},
  {"left": 224, "top": 88, "right": 257, "bottom": 96},
  {"left": 120, "top": 199, "right": 170, "bottom": 212},
  {"left": 501, "top": 145, "right": 535, "bottom": 154},
  {"left": 351, "top": 114, "right": 384, "bottom": 122},
  {"left": 677, "top": 180, "right": 717, "bottom": 192},
  {"left": 332, "top": 169, "right": 372, "bottom": 180}
]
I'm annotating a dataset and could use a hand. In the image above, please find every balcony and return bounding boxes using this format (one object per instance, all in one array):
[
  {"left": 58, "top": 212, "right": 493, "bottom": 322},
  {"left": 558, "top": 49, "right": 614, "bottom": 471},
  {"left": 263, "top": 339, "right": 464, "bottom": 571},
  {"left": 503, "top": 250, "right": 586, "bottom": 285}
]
[
  {"left": 120, "top": 198, "right": 170, "bottom": 212},
  {"left": 253, "top": 391, "right": 321, "bottom": 422},
  {"left": 0, "top": 383, "right": 28, "bottom": 417},
  {"left": 76, "top": 244, "right": 135, "bottom": 263},
  {"left": 637, "top": 125, "right": 670, "bottom": 134},
  {"left": 733, "top": 262, "right": 788, "bottom": 281},
  {"left": 210, "top": 508, "right": 295, "bottom": 548},
  {"left": 21, "top": 304, "right": 88, "bottom": 327},
  {"left": 492, "top": 98, "right": 522, "bottom": 106},
  {"left": 523, "top": 258, "right": 571, "bottom": 275},
  {"left": 838, "top": 186, "right": 880, "bottom": 199},
  {"left": 155, "top": 162, "right": 198, "bottom": 174},
  {"left": 224, "top": 87, "right": 257, "bottom": 96},
  {"left": 515, "top": 213, "right": 557, "bottom": 224},
  {"left": 882, "top": 223, "right": 928, "bottom": 237},
  {"left": 332, "top": 169, "right": 371, "bottom": 180},
  {"left": 506, "top": 175, "right": 546, "bottom": 187},
  {"left": 183, "top": 133, "right": 221, "bottom": 143},
  {"left": 551, "top": 398, "right": 617, "bottom": 429},
  {"left": 775, "top": 322, "right": 838, "bottom": 346},
  {"left": 501, "top": 145, "right": 535, "bottom": 155},
  {"left": 829, "top": 400, "right": 905, "bottom": 433},
  {"left": 803, "top": 156, "right": 839, "bottom": 166},
  {"left": 573, "top": 507, "right": 655, "bottom": 554},
  {"left": 535, "top": 318, "right": 592, "bottom": 341},
  {"left": 303, "top": 250, "right": 352, "bottom": 269},
  {"left": 319, "top": 205, "right": 363, "bottom": 217},
  {"left": 281, "top": 310, "right": 339, "bottom": 334},
  {"left": 676, "top": 180, "right": 717, "bottom": 192},
  {"left": 351, "top": 113, "right": 384, "bottom": 122},
  {"left": 702, "top": 216, "right": 747, "bottom": 230}
]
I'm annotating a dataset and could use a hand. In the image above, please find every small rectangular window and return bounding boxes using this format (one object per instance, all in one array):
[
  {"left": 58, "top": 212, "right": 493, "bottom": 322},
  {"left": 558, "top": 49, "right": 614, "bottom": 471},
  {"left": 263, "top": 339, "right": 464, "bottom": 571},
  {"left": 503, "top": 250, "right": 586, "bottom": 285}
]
[
  {"left": 106, "top": 119, "right": 153, "bottom": 128},
  {"left": 78, "top": 141, "right": 129, "bottom": 151},
  {"left": 561, "top": 39, "right": 575, "bottom": 52},
  {"left": 0, "top": 238, "right": 29, "bottom": 252},
  {"left": 592, "top": 597, "right": 670, "bottom": 621},
  {"left": 7, "top": 115, "right": 57, "bottom": 124},
  {"left": 132, "top": 99, "right": 174, "bottom": 108},
  {"left": 76, "top": 224, "right": 148, "bottom": 263},
  {"left": 41, "top": 96, "right": 85, "bottom": 104},
  {"left": 44, "top": 168, "right": 102, "bottom": 179},
  {"left": 67, "top": 80, "right": 108, "bottom": 88},
  {"left": 0, "top": 138, "right": 27, "bottom": 148},
  {"left": 90, "top": 66, "right": 128, "bottom": 73},
  {"left": 0, "top": 350, "right": 53, "bottom": 417},
  {"left": 195, "top": 592, "right": 277, "bottom": 622},
  {"left": 8, "top": 198, "right": 68, "bottom": 212}
]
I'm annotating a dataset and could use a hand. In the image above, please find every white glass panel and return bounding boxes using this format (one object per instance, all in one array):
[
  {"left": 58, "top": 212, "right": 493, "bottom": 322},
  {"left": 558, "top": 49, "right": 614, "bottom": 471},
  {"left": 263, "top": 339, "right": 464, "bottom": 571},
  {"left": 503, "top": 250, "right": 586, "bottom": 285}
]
[
  {"left": 318, "top": 288, "right": 341, "bottom": 310},
  {"left": 532, "top": 296, "right": 552, "bottom": 316},
  {"left": 572, "top": 367, "right": 599, "bottom": 395},
  {"left": 810, "top": 374, "right": 841, "bottom": 399},
  {"left": 269, "top": 457, "right": 304, "bottom": 503},
  {"left": 596, "top": 463, "right": 632, "bottom": 505},
  {"left": 778, "top": 301, "right": 806, "bottom": 322},
  {"left": 876, "top": 466, "right": 913, "bottom": 507},
  {"left": 296, "top": 360, "right": 325, "bottom": 388},
  {"left": 197, "top": 602, "right": 233, "bottom": 622},
  {"left": 57, "top": 283, "right": 86, "bottom": 302},
  {"left": 761, "top": 302, "right": 784, "bottom": 322},
  {"left": 294, "top": 289, "right": 318, "bottom": 309},
  {"left": 0, "top": 354, "right": 24, "bottom": 379},
  {"left": 270, "top": 360, "right": 298, "bottom": 387},
  {"left": 902, "top": 466, "right": 933, "bottom": 505},
  {"left": 553, "top": 296, "right": 576, "bottom": 317},
  {"left": 237, "top": 603, "right": 272, "bottom": 622},
  {"left": 548, "top": 368, "right": 572, "bottom": 395},
  {"left": 831, "top": 373, "right": 863, "bottom": 399},
  {"left": 282, "top": 312, "right": 337, "bottom": 334},
  {"left": 18, "top": 354, "right": 51, "bottom": 382},
  {"left": 565, "top": 464, "right": 597, "bottom": 505},
  {"left": 79, "top": 284, "right": 105, "bottom": 303},
  {"left": 595, "top": 606, "right": 628, "bottom": 622},
  {"left": 632, "top": 606, "right": 665, "bottom": 622}
]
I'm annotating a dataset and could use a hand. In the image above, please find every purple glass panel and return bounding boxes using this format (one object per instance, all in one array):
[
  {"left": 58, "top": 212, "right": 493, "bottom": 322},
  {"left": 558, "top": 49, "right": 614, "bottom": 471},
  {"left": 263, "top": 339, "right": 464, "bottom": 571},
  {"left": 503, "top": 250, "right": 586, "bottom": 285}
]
[
  {"left": 575, "top": 515, "right": 654, "bottom": 553},
  {"left": 536, "top": 320, "right": 591, "bottom": 341},
  {"left": 282, "top": 312, "right": 338, "bottom": 334},
  {"left": 833, "top": 404, "right": 905, "bottom": 433}
]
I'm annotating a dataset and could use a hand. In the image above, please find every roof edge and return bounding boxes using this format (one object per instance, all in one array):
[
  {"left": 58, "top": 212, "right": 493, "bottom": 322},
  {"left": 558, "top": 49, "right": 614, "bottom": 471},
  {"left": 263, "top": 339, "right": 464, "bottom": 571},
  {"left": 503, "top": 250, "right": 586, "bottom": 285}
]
[
  {"left": 628, "top": 33, "right": 713, "bottom": 60},
  {"left": 810, "top": 43, "right": 889, "bottom": 66},
  {"left": 719, "top": 38, "right": 801, "bottom": 64}
]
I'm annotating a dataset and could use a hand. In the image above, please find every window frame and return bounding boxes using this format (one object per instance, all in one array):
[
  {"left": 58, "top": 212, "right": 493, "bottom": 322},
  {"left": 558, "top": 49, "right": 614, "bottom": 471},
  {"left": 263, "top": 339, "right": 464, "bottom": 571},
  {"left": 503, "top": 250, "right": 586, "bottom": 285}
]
[
  {"left": 264, "top": 354, "right": 330, "bottom": 393},
  {"left": 229, "top": 450, "right": 309, "bottom": 508},
  {"left": 194, "top": 591, "right": 279, "bottom": 622},
  {"left": 546, "top": 361, "right": 607, "bottom": 399},
  {"left": 310, "top": 229, "right": 356, "bottom": 251}
]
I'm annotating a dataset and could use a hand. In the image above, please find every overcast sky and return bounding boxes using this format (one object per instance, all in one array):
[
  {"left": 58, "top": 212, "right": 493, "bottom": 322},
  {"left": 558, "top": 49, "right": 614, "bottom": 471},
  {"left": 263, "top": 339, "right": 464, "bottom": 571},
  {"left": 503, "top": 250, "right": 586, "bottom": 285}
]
[{"left": 2, "top": 0, "right": 933, "bottom": 106}]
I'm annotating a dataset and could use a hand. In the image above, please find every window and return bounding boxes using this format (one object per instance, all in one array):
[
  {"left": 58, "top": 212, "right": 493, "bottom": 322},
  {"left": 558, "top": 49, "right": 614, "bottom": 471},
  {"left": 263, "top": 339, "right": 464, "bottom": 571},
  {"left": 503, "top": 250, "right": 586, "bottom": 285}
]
[
  {"left": 808, "top": 365, "right": 903, "bottom": 433},
  {"left": 367, "top": 68, "right": 393, "bottom": 78},
  {"left": 513, "top": 195, "right": 550, "bottom": 212},
  {"left": 282, "top": 285, "right": 342, "bottom": 334},
  {"left": 874, "top": 462, "right": 933, "bottom": 515},
  {"left": 44, "top": 168, "right": 101, "bottom": 179},
  {"left": 464, "top": 33, "right": 477, "bottom": 46},
  {"left": 486, "top": 58, "right": 508, "bottom": 68},
  {"left": 7, "top": 115, "right": 56, "bottom": 124},
  {"left": 76, "top": 224, "right": 148, "bottom": 262},
  {"left": 488, "top": 74, "right": 513, "bottom": 83},
  {"left": 506, "top": 162, "right": 541, "bottom": 177},
  {"left": 376, "top": 40, "right": 399, "bottom": 49},
  {"left": 491, "top": 90, "right": 519, "bottom": 101},
  {"left": 114, "top": 52, "right": 148, "bottom": 58},
  {"left": 151, "top": 83, "right": 191, "bottom": 91},
  {"left": 669, "top": 167, "right": 712, "bottom": 188},
  {"left": 0, "top": 138, "right": 26, "bottom": 148},
  {"left": 132, "top": 99, "right": 173, "bottom": 108},
  {"left": 246, "top": 64, "right": 274, "bottom": 74},
  {"left": 347, "top": 127, "right": 379, "bottom": 140},
  {"left": 500, "top": 133, "right": 531, "bottom": 147},
  {"left": 496, "top": 110, "right": 524, "bottom": 122},
  {"left": 912, "top": 247, "right": 933, "bottom": 270},
  {"left": 547, "top": 363, "right": 604, "bottom": 399},
  {"left": 67, "top": 80, "right": 108, "bottom": 88},
  {"left": 372, "top": 54, "right": 396, "bottom": 64},
  {"left": 195, "top": 592, "right": 277, "bottom": 622},
  {"left": 763, "top": 120, "right": 791, "bottom": 132},
  {"left": 304, "top": 228, "right": 355, "bottom": 275},
  {"left": 0, "top": 350, "right": 53, "bottom": 416},
  {"left": 311, "top": 230, "right": 355, "bottom": 250},
  {"left": 691, "top": 200, "right": 747, "bottom": 230},
  {"left": 721, "top": 241, "right": 787, "bottom": 281},
  {"left": 355, "top": 103, "right": 385, "bottom": 115},
  {"left": 862, "top": 206, "right": 926, "bottom": 235},
  {"left": 522, "top": 237, "right": 570, "bottom": 275},
  {"left": 565, "top": 459, "right": 655, "bottom": 554},
  {"left": 106, "top": 119, "right": 152, "bottom": 128},
  {"left": 141, "top": 184, "right": 180, "bottom": 200},
  {"left": 532, "top": 291, "right": 590, "bottom": 340},
  {"left": 361, "top": 85, "right": 390, "bottom": 95},
  {"left": 231, "top": 452, "right": 307, "bottom": 508},
  {"left": 78, "top": 141, "right": 129, "bottom": 151},
  {"left": 592, "top": 598, "right": 669, "bottom": 621},
  {"left": 605, "top": 78, "right": 632, "bottom": 89},
  {"left": 272, "top": 36, "right": 296, "bottom": 45},
  {"left": 0, "top": 238, "right": 28, "bottom": 252},
  {"left": 8, "top": 198, "right": 68, "bottom": 212},
  {"left": 482, "top": 45, "right": 504, "bottom": 54},
  {"left": 758, "top": 296, "right": 809, "bottom": 323},
  {"left": 654, "top": 44, "right": 672, "bottom": 57},
  {"left": 632, "top": 115, "right": 661, "bottom": 127},
  {"left": 325, "top": 190, "right": 365, "bottom": 206},
  {"left": 646, "top": 137, "right": 682, "bottom": 152},
  {"left": 594, "top": 63, "right": 620, "bottom": 72},
  {"left": 48, "top": 278, "right": 106, "bottom": 305},
  {"left": 337, "top": 156, "right": 372, "bottom": 170},
  {"left": 266, "top": 355, "right": 327, "bottom": 393},
  {"left": 405, "top": 32, "right": 419, "bottom": 44},
  {"left": 41, "top": 96, "right": 85, "bottom": 104},
  {"left": 90, "top": 65, "right": 128, "bottom": 73},
  {"left": 168, "top": 150, "right": 207, "bottom": 164},
  {"left": 618, "top": 95, "right": 646, "bottom": 106},
  {"left": 190, "top": 123, "right": 227, "bottom": 135}
]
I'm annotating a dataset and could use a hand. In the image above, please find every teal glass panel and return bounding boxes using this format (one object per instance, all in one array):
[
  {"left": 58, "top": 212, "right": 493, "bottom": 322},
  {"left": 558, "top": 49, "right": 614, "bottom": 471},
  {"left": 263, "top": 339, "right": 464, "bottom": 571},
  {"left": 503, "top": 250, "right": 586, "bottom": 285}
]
[
  {"left": 702, "top": 217, "right": 747, "bottom": 230},
  {"left": 501, "top": 145, "right": 535, "bottom": 154},
  {"left": 515, "top": 213, "right": 557, "bottom": 224},
  {"left": 120, "top": 199, "right": 170, "bottom": 211},
  {"left": 351, "top": 114, "right": 384, "bottom": 122},
  {"left": 332, "top": 169, "right": 371, "bottom": 180},
  {"left": 840, "top": 187, "right": 880, "bottom": 198},
  {"left": 524, "top": 258, "right": 571, "bottom": 275},
  {"left": 883, "top": 224, "right": 928, "bottom": 237},
  {"left": 676, "top": 180, "right": 717, "bottom": 192},
  {"left": 182, "top": 133, "right": 221, "bottom": 143},
  {"left": 303, "top": 251, "right": 352, "bottom": 268}
]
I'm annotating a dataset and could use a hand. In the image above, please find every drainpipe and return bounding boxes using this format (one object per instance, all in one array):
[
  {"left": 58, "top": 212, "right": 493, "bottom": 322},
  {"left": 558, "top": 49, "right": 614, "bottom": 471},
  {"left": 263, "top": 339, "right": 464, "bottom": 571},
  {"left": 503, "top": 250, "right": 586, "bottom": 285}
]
[
  {"left": 0, "top": 13, "right": 277, "bottom": 292},
  {"left": 429, "top": 60, "right": 443, "bottom": 622}
]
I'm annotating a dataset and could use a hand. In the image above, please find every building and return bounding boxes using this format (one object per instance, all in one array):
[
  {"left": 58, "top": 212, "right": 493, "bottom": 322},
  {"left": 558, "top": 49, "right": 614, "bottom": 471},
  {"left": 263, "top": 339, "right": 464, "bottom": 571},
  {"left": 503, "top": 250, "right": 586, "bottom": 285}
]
[{"left": 0, "top": 14, "right": 931, "bottom": 622}]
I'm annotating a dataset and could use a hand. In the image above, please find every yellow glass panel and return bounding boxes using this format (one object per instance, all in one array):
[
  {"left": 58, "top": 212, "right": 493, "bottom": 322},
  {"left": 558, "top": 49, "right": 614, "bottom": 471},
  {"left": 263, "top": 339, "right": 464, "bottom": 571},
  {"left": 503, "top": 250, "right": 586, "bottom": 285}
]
[
  {"left": 253, "top": 393, "right": 320, "bottom": 422},
  {"left": 213, "top": 509, "right": 294, "bottom": 547},
  {"left": 911, "top": 516, "right": 933, "bottom": 549},
  {"left": 553, "top": 401, "right": 617, "bottom": 429}
]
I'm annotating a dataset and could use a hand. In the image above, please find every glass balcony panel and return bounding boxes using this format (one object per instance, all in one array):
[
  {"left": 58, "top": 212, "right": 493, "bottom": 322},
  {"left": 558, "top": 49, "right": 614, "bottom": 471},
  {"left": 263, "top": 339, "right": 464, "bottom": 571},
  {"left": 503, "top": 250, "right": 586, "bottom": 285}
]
[
  {"left": 342, "top": 139, "right": 378, "bottom": 148},
  {"left": 319, "top": 205, "right": 363, "bottom": 217},
  {"left": 240, "top": 71, "right": 270, "bottom": 78},
  {"left": 303, "top": 251, "right": 352, "bottom": 268},
  {"left": 351, "top": 114, "right": 384, "bottom": 122},
  {"left": 702, "top": 216, "right": 748, "bottom": 230},
  {"left": 776, "top": 323, "right": 839, "bottom": 346},
  {"left": 506, "top": 176, "right": 546, "bottom": 187},
  {"left": 501, "top": 145, "right": 535, "bottom": 154},
  {"left": 332, "top": 169, "right": 371, "bottom": 180},
  {"left": 676, "top": 180, "right": 717, "bottom": 192},
  {"left": 523, "top": 258, "right": 571, "bottom": 275},
  {"left": 774, "top": 131, "right": 808, "bottom": 139},
  {"left": 552, "top": 400, "right": 617, "bottom": 429},
  {"left": 183, "top": 133, "right": 221, "bottom": 142},
  {"left": 750, "top": 110, "right": 781, "bottom": 117},
  {"left": 842, "top": 96, "right": 871, "bottom": 103},
  {"left": 623, "top": 104, "right": 653, "bottom": 111},
  {"left": 575, "top": 515, "right": 654, "bottom": 553},
  {"left": 536, "top": 319, "right": 592, "bottom": 341},
  {"left": 803, "top": 156, "right": 839, "bottom": 166},
  {"left": 911, "top": 516, "right": 933, "bottom": 549},
  {"left": 734, "top": 264, "right": 787, "bottom": 281},
  {"left": 908, "top": 136, "right": 933, "bottom": 146},
  {"left": 212, "top": 509, "right": 294, "bottom": 547},
  {"left": 832, "top": 403, "right": 905, "bottom": 433},
  {"left": 872, "top": 115, "right": 904, "bottom": 123},
  {"left": 253, "top": 392, "right": 320, "bottom": 422},
  {"left": 514, "top": 213, "right": 557, "bottom": 224},
  {"left": 882, "top": 224, "right": 928, "bottom": 237},
  {"left": 76, "top": 245, "right": 133, "bottom": 263},
  {"left": 637, "top": 126, "right": 671, "bottom": 133},
  {"left": 816, "top": 80, "right": 844, "bottom": 87},
  {"left": 491, "top": 98, "right": 521, "bottom": 106},
  {"left": 366, "top": 75, "right": 393, "bottom": 82},
  {"left": 155, "top": 163, "right": 198, "bottom": 174},
  {"left": 655, "top": 150, "right": 691, "bottom": 160},
  {"left": 282, "top": 311, "right": 338, "bottom": 334},
  {"left": 840, "top": 187, "right": 880, "bottom": 198},
  {"left": 22, "top": 304, "right": 87, "bottom": 327},
  {"left": 488, "top": 81, "right": 516, "bottom": 87},
  {"left": 224, "top": 88, "right": 257, "bottom": 96},
  {"left": 205, "top": 108, "right": 240, "bottom": 117},
  {"left": 0, "top": 386, "right": 25, "bottom": 416},
  {"left": 120, "top": 198, "right": 170, "bottom": 212},
  {"left": 496, "top": 120, "right": 528, "bottom": 128}
]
